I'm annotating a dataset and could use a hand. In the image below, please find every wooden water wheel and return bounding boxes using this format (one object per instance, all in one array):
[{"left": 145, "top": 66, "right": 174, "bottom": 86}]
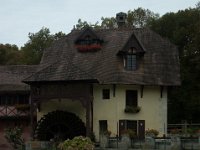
[{"left": 34, "top": 110, "right": 86, "bottom": 141}]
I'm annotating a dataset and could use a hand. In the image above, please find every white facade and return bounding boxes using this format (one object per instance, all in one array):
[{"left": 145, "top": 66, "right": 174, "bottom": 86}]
[
  {"left": 37, "top": 84, "right": 167, "bottom": 141},
  {"left": 93, "top": 84, "right": 167, "bottom": 140}
]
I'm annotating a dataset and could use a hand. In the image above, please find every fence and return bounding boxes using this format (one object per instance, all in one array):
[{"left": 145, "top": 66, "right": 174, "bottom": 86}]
[
  {"left": 168, "top": 123, "right": 200, "bottom": 135},
  {"left": 97, "top": 135, "right": 200, "bottom": 150}
]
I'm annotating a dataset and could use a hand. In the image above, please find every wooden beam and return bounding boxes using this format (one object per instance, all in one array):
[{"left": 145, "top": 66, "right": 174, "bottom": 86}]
[
  {"left": 160, "top": 86, "right": 164, "bottom": 98},
  {"left": 113, "top": 84, "right": 116, "bottom": 97},
  {"left": 140, "top": 85, "right": 144, "bottom": 98},
  {"left": 30, "top": 94, "right": 34, "bottom": 139},
  {"left": 86, "top": 99, "right": 92, "bottom": 137}
]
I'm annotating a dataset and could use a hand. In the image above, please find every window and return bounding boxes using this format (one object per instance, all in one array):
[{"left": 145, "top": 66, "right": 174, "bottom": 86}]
[
  {"left": 18, "top": 95, "right": 29, "bottom": 104},
  {"left": 99, "top": 120, "right": 108, "bottom": 134},
  {"left": 0, "top": 95, "right": 6, "bottom": 105},
  {"left": 6, "top": 95, "right": 15, "bottom": 106},
  {"left": 119, "top": 120, "right": 145, "bottom": 139},
  {"left": 119, "top": 120, "right": 138, "bottom": 136},
  {"left": 0, "top": 94, "right": 29, "bottom": 106},
  {"left": 126, "top": 90, "right": 138, "bottom": 107},
  {"left": 102, "top": 89, "right": 110, "bottom": 99},
  {"left": 126, "top": 54, "right": 137, "bottom": 70}
]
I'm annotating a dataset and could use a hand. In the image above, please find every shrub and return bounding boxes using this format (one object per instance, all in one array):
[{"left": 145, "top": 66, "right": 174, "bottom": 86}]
[
  {"left": 4, "top": 127, "right": 25, "bottom": 150},
  {"left": 170, "top": 128, "right": 181, "bottom": 134},
  {"left": 145, "top": 129, "right": 159, "bottom": 137},
  {"left": 121, "top": 129, "right": 136, "bottom": 138},
  {"left": 58, "top": 136, "right": 94, "bottom": 150},
  {"left": 103, "top": 130, "right": 111, "bottom": 137}
]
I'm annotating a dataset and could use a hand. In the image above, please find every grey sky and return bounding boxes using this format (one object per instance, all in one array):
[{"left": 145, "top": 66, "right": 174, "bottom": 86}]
[{"left": 0, "top": 0, "right": 198, "bottom": 47}]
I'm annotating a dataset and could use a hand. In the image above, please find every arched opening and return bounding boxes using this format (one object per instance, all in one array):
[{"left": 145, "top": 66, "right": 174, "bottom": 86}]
[{"left": 34, "top": 110, "right": 86, "bottom": 141}]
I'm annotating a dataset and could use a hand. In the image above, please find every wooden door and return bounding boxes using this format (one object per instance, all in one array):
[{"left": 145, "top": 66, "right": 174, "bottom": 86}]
[
  {"left": 138, "top": 120, "right": 145, "bottom": 139},
  {"left": 119, "top": 120, "right": 126, "bottom": 136}
]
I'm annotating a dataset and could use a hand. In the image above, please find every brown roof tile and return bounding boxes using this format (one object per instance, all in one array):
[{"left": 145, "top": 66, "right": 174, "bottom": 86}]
[
  {"left": 0, "top": 65, "right": 37, "bottom": 92},
  {"left": 24, "top": 28, "right": 180, "bottom": 86}
]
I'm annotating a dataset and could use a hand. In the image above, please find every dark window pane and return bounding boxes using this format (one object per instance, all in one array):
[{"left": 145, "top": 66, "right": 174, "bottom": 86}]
[
  {"left": 0, "top": 96, "right": 6, "bottom": 105},
  {"left": 126, "top": 55, "right": 136, "bottom": 70},
  {"left": 127, "top": 120, "right": 138, "bottom": 134},
  {"left": 126, "top": 90, "right": 138, "bottom": 107},
  {"left": 102, "top": 89, "right": 110, "bottom": 99},
  {"left": 18, "top": 95, "right": 29, "bottom": 104},
  {"left": 7, "top": 96, "right": 15, "bottom": 106},
  {"left": 99, "top": 120, "right": 107, "bottom": 134}
]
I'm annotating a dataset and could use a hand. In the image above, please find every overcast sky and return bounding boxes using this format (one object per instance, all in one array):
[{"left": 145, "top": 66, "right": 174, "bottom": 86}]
[{"left": 0, "top": 0, "right": 198, "bottom": 47}]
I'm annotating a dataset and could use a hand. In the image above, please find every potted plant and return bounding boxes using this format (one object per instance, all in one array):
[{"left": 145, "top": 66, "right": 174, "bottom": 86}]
[
  {"left": 145, "top": 129, "right": 159, "bottom": 137},
  {"left": 103, "top": 130, "right": 111, "bottom": 137},
  {"left": 100, "top": 130, "right": 111, "bottom": 148}
]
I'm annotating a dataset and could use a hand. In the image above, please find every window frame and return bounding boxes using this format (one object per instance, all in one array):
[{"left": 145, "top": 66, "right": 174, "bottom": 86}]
[
  {"left": 125, "top": 54, "right": 137, "bottom": 71},
  {"left": 99, "top": 120, "right": 108, "bottom": 135},
  {"left": 126, "top": 90, "right": 138, "bottom": 107},
  {"left": 102, "top": 89, "right": 110, "bottom": 100}
]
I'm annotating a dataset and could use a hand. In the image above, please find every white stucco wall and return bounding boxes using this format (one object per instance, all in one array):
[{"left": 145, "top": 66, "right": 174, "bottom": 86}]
[
  {"left": 37, "top": 84, "right": 167, "bottom": 141},
  {"left": 93, "top": 84, "right": 167, "bottom": 140}
]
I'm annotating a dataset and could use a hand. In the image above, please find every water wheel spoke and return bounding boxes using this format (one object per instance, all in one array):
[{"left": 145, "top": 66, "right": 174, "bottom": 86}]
[{"left": 34, "top": 110, "right": 86, "bottom": 140}]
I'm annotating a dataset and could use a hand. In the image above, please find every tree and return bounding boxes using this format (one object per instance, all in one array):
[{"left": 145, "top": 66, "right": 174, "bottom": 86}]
[
  {"left": 127, "top": 8, "right": 159, "bottom": 28},
  {"left": 75, "top": 19, "right": 100, "bottom": 30},
  {"left": 21, "top": 27, "right": 66, "bottom": 64},
  {"left": 75, "top": 8, "right": 159, "bottom": 29},
  {"left": 149, "top": 6, "right": 200, "bottom": 123},
  {"left": 101, "top": 17, "right": 117, "bottom": 29},
  {"left": 0, "top": 44, "right": 23, "bottom": 65},
  {"left": 196, "top": 1, "right": 200, "bottom": 9}
]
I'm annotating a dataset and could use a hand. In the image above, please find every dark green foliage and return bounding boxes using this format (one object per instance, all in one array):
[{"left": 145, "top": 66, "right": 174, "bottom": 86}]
[
  {"left": 21, "top": 27, "right": 53, "bottom": 64},
  {"left": 149, "top": 5, "right": 200, "bottom": 123},
  {"left": 0, "top": 44, "right": 23, "bottom": 65},
  {"left": 75, "top": 19, "right": 100, "bottom": 30},
  {"left": 21, "top": 27, "right": 66, "bottom": 64},
  {"left": 4, "top": 127, "right": 25, "bottom": 150},
  {"left": 0, "top": 27, "right": 66, "bottom": 65},
  {"left": 75, "top": 8, "right": 159, "bottom": 29},
  {"left": 58, "top": 136, "right": 94, "bottom": 150},
  {"left": 127, "top": 8, "right": 159, "bottom": 27}
]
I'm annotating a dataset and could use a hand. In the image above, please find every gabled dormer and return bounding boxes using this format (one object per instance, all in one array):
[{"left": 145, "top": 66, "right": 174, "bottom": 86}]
[
  {"left": 118, "top": 32, "right": 145, "bottom": 71},
  {"left": 75, "top": 28, "right": 103, "bottom": 52}
]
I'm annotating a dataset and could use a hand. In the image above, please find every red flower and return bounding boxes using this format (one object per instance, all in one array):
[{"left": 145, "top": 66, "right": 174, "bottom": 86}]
[{"left": 75, "top": 44, "right": 102, "bottom": 52}]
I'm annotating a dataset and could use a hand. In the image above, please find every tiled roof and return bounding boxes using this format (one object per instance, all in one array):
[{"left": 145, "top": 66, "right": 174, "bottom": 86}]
[
  {"left": 24, "top": 28, "right": 180, "bottom": 86},
  {"left": 0, "top": 65, "right": 37, "bottom": 92}
]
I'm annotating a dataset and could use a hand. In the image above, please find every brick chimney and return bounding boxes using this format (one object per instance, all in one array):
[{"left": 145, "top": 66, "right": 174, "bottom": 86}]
[{"left": 116, "top": 12, "right": 127, "bottom": 28}]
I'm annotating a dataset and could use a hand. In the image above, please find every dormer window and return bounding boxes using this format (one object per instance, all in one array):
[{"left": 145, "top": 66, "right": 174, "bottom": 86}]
[
  {"left": 75, "top": 28, "right": 103, "bottom": 52},
  {"left": 125, "top": 47, "right": 137, "bottom": 71},
  {"left": 117, "top": 31, "right": 146, "bottom": 71},
  {"left": 126, "top": 54, "right": 137, "bottom": 70}
]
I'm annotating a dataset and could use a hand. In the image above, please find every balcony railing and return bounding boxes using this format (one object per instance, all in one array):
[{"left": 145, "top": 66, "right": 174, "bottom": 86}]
[{"left": 0, "top": 105, "right": 30, "bottom": 117}]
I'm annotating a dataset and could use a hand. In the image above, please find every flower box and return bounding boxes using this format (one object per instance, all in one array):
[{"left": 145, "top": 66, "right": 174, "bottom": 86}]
[
  {"left": 124, "top": 106, "right": 141, "bottom": 113},
  {"left": 75, "top": 44, "right": 102, "bottom": 52}
]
